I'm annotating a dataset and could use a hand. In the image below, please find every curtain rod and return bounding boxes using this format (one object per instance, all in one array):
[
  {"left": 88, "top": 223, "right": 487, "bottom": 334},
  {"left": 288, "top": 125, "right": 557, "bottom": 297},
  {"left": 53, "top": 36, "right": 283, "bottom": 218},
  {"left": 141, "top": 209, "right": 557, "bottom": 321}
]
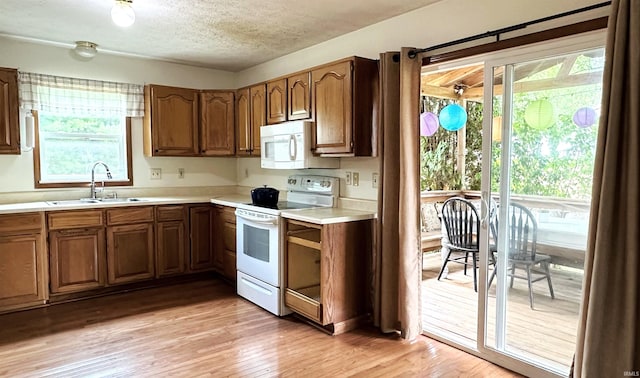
[{"left": 405, "top": 1, "right": 611, "bottom": 59}]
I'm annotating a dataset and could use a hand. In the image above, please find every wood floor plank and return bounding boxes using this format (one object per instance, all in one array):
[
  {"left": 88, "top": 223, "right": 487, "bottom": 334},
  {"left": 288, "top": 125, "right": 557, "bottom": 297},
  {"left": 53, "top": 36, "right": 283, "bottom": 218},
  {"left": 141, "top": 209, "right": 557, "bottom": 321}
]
[{"left": 0, "top": 279, "right": 519, "bottom": 377}]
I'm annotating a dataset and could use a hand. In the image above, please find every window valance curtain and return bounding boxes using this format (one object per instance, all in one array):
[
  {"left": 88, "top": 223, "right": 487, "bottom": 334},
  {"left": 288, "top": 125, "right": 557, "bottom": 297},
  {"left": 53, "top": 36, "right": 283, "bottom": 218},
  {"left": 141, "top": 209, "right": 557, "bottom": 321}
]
[{"left": 18, "top": 72, "right": 144, "bottom": 117}]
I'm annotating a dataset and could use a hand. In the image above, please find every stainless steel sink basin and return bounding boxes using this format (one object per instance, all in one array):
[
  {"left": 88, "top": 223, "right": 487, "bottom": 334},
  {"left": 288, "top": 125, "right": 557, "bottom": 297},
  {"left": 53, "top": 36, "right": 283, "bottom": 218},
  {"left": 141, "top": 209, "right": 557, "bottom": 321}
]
[{"left": 46, "top": 198, "right": 147, "bottom": 206}]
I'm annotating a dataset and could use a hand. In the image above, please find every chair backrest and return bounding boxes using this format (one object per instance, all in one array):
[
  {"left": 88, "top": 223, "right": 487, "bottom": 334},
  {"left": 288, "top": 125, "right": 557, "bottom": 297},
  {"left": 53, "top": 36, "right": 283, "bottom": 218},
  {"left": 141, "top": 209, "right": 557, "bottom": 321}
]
[
  {"left": 490, "top": 202, "right": 538, "bottom": 261},
  {"left": 441, "top": 197, "right": 480, "bottom": 250}
]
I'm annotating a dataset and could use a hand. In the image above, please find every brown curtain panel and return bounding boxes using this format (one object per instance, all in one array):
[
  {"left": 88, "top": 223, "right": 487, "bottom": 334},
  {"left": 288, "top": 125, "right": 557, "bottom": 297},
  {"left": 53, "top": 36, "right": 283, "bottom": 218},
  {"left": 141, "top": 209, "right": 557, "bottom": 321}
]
[
  {"left": 574, "top": 0, "right": 640, "bottom": 376},
  {"left": 374, "top": 48, "right": 422, "bottom": 339}
]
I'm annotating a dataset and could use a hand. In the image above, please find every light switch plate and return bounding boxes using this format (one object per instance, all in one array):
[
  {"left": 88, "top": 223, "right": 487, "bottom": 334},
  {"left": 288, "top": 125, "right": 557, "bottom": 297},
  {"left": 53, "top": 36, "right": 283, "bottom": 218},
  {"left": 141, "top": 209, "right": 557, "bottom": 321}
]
[{"left": 352, "top": 172, "right": 359, "bottom": 186}]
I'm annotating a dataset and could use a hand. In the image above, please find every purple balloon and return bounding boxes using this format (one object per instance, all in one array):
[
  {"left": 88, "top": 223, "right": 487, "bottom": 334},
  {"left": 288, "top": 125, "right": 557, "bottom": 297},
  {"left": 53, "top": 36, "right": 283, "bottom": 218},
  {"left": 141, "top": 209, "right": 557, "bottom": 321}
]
[
  {"left": 573, "top": 107, "right": 597, "bottom": 128},
  {"left": 420, "top": 112, "right": 439, "bottom": 136}
]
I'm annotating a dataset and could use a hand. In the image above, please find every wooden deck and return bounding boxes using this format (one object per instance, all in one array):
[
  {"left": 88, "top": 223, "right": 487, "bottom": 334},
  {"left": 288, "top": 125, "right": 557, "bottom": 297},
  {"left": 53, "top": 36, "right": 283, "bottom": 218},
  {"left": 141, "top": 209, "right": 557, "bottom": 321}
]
[{"left": 421, "top": 252, "right": 582, "bottom": 373}]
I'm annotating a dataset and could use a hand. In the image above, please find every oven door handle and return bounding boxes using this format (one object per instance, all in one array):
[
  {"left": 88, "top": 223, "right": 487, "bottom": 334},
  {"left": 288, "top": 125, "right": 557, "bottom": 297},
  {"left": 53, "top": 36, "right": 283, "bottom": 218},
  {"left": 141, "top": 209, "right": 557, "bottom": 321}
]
[{"left": 236, "top": 212, "right": 278, "bottom": 225}]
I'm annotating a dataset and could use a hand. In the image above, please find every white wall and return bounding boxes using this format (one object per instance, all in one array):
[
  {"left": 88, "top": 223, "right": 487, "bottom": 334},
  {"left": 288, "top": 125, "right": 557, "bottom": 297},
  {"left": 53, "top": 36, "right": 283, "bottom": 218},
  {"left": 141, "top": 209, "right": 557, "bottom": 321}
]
[
  {"left": 235, "top": 0, "right": 607, "bottom": 86},
  {"left": 0, "top": 37, "right": 237, "bottom": 194}
]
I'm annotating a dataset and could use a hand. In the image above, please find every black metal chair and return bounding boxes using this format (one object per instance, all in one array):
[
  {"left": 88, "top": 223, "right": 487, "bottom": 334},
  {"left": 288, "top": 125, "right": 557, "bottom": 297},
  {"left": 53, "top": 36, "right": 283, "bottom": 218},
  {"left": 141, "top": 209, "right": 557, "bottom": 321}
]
[
  {"left": 438, "top": 197, "right": 482, "bottom": 291},
  {"left": 488, "top": 202, "right": 555, "bottom": 309}
]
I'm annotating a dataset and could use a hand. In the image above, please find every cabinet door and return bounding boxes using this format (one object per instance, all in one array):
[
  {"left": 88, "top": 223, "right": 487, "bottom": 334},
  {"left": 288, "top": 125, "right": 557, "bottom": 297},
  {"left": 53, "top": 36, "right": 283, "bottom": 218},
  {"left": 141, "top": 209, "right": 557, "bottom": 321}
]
[
  {"left": 222, "top": 219, "right": 237, "bottom": 280},
  {"left": 288, "top": 72, "right": 311, "bottom": 121},
  {"left": 311, "top": 61, "right": 353, "bottom": 155},
  {"left": 200, "top": 91, "right": 235, "bottom": 156},
  {"left": 249, "top": 84, "right": 266, "bottom": 155},
  {"left": 235, "top": 88, "right": 252, "bottom": 156},
  {"left": 106, "top": 223, "right": 155, "bottom": 284},
  {"left": 0, "top": 68, "right": 20, "bottom": 155},
  {"left": 267, "top": 79, "right": 287, "bottom": 124},
  {"left": 212, "top": 206, "right": 225, "bottom": 271},
  {"left": 189, "top": 206, "right": 216, "bottom": 271},
  {"left": 156, "top": 220, "right": 186, "bottom": 277},
  {"left": 148, "top": 85, "right": 199, "bottom": 156},
  {"left": 0, "top": 234, "right": 46, "bottom": 307},
  {"left": 49, "top": 228, "right": 106, "bottom": 293}
]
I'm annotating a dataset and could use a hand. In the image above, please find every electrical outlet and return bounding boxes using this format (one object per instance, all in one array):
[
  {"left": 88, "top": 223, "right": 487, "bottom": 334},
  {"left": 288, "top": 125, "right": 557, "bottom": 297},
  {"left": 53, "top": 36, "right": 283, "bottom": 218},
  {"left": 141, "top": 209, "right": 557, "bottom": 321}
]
[
  {"left": 150, "top": 168, "right": 162, "bottom": 180},
  {"left": 352, "top": 172, "right": 359, "bottom": 186},
  {"left": 372, "top": 172, "right": 379, "bottom": 188},
  {"left": 346, "top": 172, "right": 352, "bottom": 186},
  {"left": 178, "top": 168, "right": 184, "bottom": 179}
]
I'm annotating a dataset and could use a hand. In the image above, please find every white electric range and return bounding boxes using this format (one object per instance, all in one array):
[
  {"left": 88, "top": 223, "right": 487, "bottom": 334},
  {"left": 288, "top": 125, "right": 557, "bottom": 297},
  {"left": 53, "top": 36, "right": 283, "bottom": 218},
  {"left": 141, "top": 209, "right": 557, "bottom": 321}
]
[{"left": 235, "top": 175, "right": 339, "bottom": 316}]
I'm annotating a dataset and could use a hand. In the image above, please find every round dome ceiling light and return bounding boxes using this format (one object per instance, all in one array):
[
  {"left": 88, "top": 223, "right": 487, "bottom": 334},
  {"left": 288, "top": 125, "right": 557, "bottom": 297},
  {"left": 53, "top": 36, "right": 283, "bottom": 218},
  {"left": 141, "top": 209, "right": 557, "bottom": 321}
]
[
  {"left": 112, "top": 0, "right": 135, "bottom": 28},
  {"left": 74, "top": 41, "right": 98, "bottom": 59}
]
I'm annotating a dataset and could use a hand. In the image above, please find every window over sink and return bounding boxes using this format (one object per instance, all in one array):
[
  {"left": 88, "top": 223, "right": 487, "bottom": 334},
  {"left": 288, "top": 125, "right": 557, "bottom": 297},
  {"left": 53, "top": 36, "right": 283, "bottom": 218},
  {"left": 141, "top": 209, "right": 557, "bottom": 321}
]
[{"left": 18, "top": 72, "right": 143, "bottom": 188}]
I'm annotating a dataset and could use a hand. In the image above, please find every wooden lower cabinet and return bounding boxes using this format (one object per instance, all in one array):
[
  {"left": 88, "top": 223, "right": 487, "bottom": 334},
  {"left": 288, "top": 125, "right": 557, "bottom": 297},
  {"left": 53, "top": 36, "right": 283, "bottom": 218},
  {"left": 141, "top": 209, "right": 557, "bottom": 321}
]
[
  {"left": 106, "top": 223, "right": 155, "bottom": 285},
  {"left": 284, "top": 218, "right": 371, "bottom": 334},
  {"left": 221, "top": 207, "right": 236, "bottom": 281},
  {"left": 189, "top": 206, "right": 216, "bottom": 271},
  {"left": 106, "top": 207, "right": 155, "bottom": 285},
  {"left": 0, "top": 214, "right": 48, "bottom": 310},
  {"left": 49, "top": 228, "right": 106, "bottom": 293},
  {"left": 156, "top": 205, "right": 187, "bottom": 277}
]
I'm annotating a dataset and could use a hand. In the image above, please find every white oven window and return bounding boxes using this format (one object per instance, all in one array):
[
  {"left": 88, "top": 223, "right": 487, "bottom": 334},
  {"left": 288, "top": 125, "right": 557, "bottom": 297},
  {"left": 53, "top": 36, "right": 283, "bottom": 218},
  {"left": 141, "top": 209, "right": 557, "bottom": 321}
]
[{"left": 242, "top": 224, "right": 270, "bottom": 262}]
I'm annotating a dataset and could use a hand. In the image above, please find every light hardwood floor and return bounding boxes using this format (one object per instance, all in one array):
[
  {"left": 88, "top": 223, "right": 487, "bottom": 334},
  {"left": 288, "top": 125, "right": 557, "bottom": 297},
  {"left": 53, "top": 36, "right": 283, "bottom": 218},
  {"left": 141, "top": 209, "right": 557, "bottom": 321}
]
[{"left": 0, "top": 279, "right": 520, "bottom": 377}]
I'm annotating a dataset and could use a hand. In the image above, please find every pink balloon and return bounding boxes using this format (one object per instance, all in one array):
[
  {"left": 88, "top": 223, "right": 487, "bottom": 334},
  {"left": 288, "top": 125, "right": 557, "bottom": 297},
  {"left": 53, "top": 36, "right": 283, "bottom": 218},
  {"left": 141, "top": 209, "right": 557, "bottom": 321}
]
[{"left": 420, "top": 112, "right": 439, "bottom": 136}]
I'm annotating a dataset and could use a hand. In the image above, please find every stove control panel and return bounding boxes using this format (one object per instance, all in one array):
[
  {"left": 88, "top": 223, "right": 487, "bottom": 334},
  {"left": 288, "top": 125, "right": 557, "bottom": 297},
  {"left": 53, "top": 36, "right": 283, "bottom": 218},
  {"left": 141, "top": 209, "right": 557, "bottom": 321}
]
[{"left": 286, "top": 175, "right": 339, "bottom": 196}]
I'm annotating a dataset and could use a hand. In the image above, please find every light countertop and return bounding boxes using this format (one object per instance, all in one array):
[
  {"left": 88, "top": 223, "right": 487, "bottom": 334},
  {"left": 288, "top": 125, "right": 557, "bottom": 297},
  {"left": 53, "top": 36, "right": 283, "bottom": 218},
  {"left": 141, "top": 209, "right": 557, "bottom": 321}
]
[
  {"left": 0, "top": 196, "right": 214, "bottom": 215},
  {"left": 281, "top": 207, "right": 376, "bottom": 225}
]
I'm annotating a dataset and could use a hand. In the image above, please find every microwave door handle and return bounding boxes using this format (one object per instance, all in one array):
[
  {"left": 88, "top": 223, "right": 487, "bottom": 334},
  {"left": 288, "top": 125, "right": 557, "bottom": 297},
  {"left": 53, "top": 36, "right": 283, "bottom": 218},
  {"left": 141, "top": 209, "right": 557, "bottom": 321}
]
[{"left": 289, "top": 134, "right": 297, "bottom": 161}]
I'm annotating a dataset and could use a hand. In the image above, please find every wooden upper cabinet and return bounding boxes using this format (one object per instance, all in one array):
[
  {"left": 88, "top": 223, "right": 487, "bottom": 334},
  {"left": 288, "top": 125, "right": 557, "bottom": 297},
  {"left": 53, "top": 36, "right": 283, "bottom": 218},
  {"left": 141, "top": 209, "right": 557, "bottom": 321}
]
[
  {"left": 235, "top": 88, "right": 251, "bottom": 156},
  {"left": 200, "top": 91, "right": 235, "bottom": 156},
  {"left": 145, "top": 85, "right": 199, "bottom": 156},
  {"left": 0, "top": 68, "right": 20, "bottom": 155},
  {"left": 311, "top": 57, "right": 378, "bottom": 156},
  {"left": 287, "top": 72, "right": 311, "bottom": 121},
  {"left": 235, "top": 84, "right": 265, "bottom": 157},
  {"left": 249, "top": 84, "right": 266, "bottom": 155},
  {"left": 267, "top": 79, "right": 287, "bottom": 124}
]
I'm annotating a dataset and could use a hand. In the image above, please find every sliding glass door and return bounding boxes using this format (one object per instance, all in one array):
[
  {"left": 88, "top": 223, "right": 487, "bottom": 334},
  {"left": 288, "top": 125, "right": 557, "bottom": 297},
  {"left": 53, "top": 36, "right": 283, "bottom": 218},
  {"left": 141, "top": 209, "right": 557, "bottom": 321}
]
[
  {"left": 479, "top": 40, "right": 604, "bottom": 375},
  {"left": 420, "top": 31, "right": 605, "bottom": 377}
]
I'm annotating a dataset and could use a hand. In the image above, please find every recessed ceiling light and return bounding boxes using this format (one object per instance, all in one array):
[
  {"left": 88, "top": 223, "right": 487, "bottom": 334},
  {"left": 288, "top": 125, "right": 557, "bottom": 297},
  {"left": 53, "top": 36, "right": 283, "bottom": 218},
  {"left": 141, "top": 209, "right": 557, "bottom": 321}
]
[
  {"left": 111, "top": 0, "right": 135, "bottom": 28},
  {"left": 74, "top": 41, "right": 98, "bottom": 58}
]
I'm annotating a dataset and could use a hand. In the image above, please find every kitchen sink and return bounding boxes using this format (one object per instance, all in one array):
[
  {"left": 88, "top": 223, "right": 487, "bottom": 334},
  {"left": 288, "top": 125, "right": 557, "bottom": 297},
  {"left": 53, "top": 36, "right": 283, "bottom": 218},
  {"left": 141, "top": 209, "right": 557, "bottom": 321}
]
[{"left": 46, "top": 198, "right": 147, "bottom": 206}]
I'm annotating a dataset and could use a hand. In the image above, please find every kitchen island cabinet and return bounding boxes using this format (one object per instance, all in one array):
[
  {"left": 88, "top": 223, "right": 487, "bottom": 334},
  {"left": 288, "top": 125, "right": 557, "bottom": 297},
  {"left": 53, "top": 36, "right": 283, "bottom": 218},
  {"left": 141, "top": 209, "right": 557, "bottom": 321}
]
[
  {"left": 283, "top": 217, "right": 372, "bottom": 335},
  {"left": 0, "top": 212, "right": 47, "bottom": 311}
]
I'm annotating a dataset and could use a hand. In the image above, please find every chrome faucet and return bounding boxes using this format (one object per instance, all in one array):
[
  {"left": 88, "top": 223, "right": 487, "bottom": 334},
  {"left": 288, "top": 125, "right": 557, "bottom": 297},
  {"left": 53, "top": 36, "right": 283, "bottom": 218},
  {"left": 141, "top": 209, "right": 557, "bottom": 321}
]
[{"left": 90, "top": 161, "right": 113, "bottom": 199}]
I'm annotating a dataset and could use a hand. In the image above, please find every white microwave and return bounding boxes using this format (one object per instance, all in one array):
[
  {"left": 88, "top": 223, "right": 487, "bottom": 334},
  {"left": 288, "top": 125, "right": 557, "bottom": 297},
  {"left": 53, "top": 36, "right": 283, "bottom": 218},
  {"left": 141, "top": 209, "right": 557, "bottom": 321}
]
[{"left": 260, "top": 121, "right": 339, "bottom": 169}]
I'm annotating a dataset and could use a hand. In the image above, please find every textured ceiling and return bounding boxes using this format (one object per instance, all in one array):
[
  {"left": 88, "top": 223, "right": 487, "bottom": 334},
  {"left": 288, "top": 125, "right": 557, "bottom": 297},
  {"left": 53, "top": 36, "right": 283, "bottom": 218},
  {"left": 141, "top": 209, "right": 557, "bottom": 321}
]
[{"left": 0, "top": 0, "right": 441, "bottom": 71}]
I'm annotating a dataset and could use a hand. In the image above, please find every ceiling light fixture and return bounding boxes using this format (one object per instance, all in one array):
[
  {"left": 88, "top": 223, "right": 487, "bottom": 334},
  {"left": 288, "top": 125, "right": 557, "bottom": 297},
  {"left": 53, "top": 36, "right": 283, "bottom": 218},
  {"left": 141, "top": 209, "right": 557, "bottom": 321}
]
[
  {"left": 74, "top": 41, "right": 98, "bottom": 58},
  {"left": 111, "top": 0, "right": 135, "bottom": 27}
]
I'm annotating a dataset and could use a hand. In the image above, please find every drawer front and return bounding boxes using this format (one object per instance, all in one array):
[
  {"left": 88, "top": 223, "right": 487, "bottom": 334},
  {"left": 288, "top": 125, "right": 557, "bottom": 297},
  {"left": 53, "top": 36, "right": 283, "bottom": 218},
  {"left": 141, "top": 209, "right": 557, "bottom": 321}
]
[
  {"left": 0, "top": 212, "right": 43, "bottom": 234},
  {"left": 106, "top": 206, "right": 154, "bottom": 225},
  {"left": 237, "top": 271, "right": 281, "bottom": 315},
  {"left": 156, "top": 205, "right": 185, "bottom": 222},
  {"left": 48, "top": 210, "right": 103, "bottom": 230},
  {"left": 285, "top": 288, "right": 322, "bottom": 324}
]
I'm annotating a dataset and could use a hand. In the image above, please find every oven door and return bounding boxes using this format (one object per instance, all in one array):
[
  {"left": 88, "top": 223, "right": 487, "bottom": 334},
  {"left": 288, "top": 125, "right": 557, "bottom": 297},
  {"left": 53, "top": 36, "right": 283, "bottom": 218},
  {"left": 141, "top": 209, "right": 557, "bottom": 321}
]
[{"left": 235, "top": 209, "right": 280, "bottom": 287}]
